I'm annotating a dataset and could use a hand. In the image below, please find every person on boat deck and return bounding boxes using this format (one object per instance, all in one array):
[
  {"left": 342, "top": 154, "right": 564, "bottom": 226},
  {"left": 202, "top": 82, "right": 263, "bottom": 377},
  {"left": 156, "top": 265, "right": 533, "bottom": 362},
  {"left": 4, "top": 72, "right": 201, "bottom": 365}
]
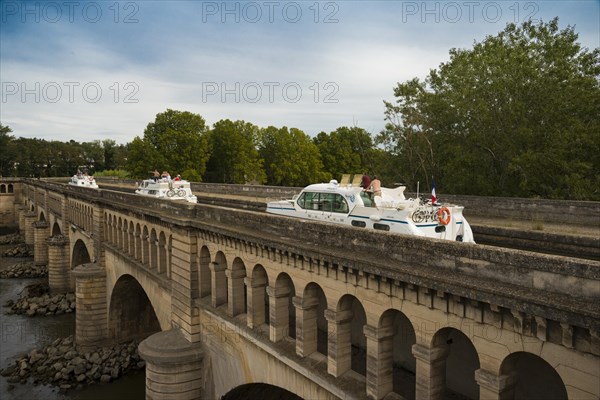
[
  {"left": 161, "top": 171, "right": 171, "bottom": 181},
  {"left": 150, "top": 170, "right": 160, "bottom": 181},
  {"left": 360, "top": 172, "right": 371, "bottom": 190},
  {"left": 371, "top": 176, "right": 382, "bottom": 198},
  {"left": 174, "top": 174, "right": 181, "bottom": 181}
]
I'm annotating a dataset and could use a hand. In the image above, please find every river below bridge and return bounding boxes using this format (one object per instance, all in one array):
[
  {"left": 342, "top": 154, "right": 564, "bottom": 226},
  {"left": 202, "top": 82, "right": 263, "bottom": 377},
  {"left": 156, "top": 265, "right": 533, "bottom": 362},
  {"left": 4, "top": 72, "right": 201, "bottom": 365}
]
[{"left": 0, "top": 243, "right": 145, "bottom": 400}]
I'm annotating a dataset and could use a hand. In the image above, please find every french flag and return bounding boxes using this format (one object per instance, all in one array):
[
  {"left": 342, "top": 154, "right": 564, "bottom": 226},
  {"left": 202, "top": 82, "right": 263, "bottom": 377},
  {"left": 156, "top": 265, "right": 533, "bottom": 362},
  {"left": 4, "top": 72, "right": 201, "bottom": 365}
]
[{"left": 431, "top": 177, "right": 437, "bottom": 204}]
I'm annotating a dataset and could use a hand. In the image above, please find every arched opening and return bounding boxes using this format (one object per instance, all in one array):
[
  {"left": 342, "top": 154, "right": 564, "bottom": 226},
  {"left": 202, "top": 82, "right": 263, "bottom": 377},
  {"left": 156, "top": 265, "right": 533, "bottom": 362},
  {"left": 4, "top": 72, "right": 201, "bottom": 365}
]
[
  {"left": 122, "top": 219, "right": 129, "bottom": 253},
  {"left": 198, "top": 246, "right": 211, "bottom": 298},
  {"left": 109, "top": 274, "right": 161, "bottom": 342},
  {"left": 222, "top": 383, "right": 302, "bottom": 400},
  {"left": 38, "top": 212, "right": 46, "bottom": 222},
  {"left": 7, "top": 184, "right": 13, "bottom": 193},
  {"left": 212, "top": 251, "right": 228, "bottom": 308},
  {"left": 150, "top": 229, "right": 158, "bottom": 269},
  {"left": 128, "top": 221, "right": 135, "bottom": 256},
  {"left": 338, "top": 294, "right": 367, "bottom": 376},
  {"left": 72, "top": 239, "right": 91, "bottom": 268},
  {"left": 0, "top": 184, "right": 5, "bottom": 193},
  {"left": 51, "top": 222, "right": 61, "bottom": 236},
  {"left": 228, "top": 257, "right": 247, "bottom": 317},
  {"left": 134, "top": 223, "right": 142, "bottom": 260},
  {"left": 432, "top": 327, "right": 480, "bottom": 399},
  {"left": 501, "top": 352, "right": 567, "bottom": 400},
  {"left": 379, "top": 309, "right": 417, "bottom": 399},
  {"left": 271, "top": 273, "right": 295, "bottom": 342},
  {"left": 142, "top": 226, "right": 149, "bottom": 266},
  {"left": 301, "top": 282, "right": 328, "bottom": 356},
  {"left": 247, "top": 264, "right": 269, "bottom": 329},
  {"left": 158, "top": 231, "right": 167, "bottom": 274}
]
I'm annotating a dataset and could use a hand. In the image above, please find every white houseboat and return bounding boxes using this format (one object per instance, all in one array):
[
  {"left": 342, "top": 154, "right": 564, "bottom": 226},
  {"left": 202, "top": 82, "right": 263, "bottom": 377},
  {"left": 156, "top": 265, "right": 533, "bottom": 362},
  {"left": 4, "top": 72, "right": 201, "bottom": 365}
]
[
  {"left": 135, "top": 179, "right": 197, "bottom": 203},
  {"left": 266, "top": 180, "right": 475, "bottom": 243},
  {"left": 68, "top": 174, "right": 99, "bottom": 189}
]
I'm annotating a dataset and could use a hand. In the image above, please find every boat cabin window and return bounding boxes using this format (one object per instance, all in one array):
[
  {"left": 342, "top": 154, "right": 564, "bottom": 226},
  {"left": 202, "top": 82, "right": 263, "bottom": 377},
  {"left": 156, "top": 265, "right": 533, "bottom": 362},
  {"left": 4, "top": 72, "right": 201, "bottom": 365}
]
[
  {"left": 360, "top": 191, "right": 372, "bottom": 207},
  {"left": 297, "top": 192, "right": 348, "bottom": 213},
  {"left": 373, "top": 223, "right": 390, "bottom": 231}
]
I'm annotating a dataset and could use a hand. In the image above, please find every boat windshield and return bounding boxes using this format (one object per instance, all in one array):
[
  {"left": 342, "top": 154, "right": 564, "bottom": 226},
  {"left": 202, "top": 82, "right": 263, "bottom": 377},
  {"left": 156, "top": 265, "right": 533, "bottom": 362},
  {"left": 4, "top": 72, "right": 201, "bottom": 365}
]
[
  {"left": 360, "top": 191, "right": 372, "bottom": 207},
  {"left": 296, "top": 192, "right": 349, "bottom": 213}
]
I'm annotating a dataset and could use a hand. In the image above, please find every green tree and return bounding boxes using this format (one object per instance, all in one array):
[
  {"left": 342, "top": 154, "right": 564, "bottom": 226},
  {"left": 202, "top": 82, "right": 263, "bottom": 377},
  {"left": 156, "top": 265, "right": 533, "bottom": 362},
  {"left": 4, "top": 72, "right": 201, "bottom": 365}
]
[
  {"left": 0, "top": 124, "right": 16, "bottom": 176},
  {"left": 379, "top": 18, "right": 600, "bottom": 199},
  {"left": 127, "top": 109, "right": 211, "bottom": 180},
  {"left": 205, "top": 119, "right": 266, "bottom": 184},
  {"left": 313, "top": 126, "right": 375, "bottom": 181},
  {"left": 258, "top": 126, "right": 327, "bottom": 186}
]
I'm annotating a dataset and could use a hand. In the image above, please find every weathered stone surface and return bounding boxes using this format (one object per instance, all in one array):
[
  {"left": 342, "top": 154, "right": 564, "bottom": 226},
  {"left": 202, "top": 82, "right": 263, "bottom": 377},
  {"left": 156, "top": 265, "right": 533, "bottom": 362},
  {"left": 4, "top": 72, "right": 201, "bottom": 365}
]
[{"left": 0, "top": 335, "right": 144, "bottom": 393}]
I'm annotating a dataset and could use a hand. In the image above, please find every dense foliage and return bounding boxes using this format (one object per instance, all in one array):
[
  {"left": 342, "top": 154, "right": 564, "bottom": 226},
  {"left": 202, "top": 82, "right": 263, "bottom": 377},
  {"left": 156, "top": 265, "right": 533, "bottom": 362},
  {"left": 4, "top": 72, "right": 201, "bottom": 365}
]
[
  {"left": 1, "top": 19, "right": 597, "bottom": 199},
  {"left": 378, "top": 18, "right": 599, "bottom": 200}
]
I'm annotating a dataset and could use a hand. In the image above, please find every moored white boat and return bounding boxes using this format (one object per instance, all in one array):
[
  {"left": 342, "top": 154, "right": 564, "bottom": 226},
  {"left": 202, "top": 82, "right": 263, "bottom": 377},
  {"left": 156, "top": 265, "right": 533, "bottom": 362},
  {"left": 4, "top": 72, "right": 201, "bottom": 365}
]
[
  {"left": 266, "top": 180, "right": 475, "bottom": 242},
  {"left": 135, "top": 179, "right": 197, "bottom": 203},
  {"left": 68, "top": 174, "right": 99, "bottom": 189}
]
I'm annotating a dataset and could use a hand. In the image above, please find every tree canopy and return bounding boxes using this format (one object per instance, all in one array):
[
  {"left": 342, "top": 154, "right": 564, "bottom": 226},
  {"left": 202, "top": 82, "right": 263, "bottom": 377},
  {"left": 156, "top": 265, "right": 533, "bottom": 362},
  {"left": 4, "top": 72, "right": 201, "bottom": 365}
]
[
  {"left": 205, "top": 119, "right": 265, "bottom": 184},
  {"left": 378, "top": 18, "right": 600, "bottom": 199},
  {"left": 258, "top": 126, "right": 327, "bottom": 186},
  {"left": 127, "top": 109, "right": 211, "bottom": 181}
]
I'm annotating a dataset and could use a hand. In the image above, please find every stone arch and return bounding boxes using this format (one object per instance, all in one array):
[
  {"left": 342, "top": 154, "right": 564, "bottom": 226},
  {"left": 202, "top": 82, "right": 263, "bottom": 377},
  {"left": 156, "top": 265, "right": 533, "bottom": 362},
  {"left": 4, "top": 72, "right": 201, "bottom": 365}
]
[
  {"left": 117, "top": 217, "right": 123, "bottom": 248},
  {"left": 431, "top": 327, "right": 480, "bottom": 399},
  {"left": 212, "top": 251, "right": 228, "bottom": 308},
  {"left": 221, "top": 383, "right": 302, "bottom": 400},
  {"left": 108, "top": 274, "right": 161, "bottom": 342},
  {"left": 51, "top": 222, "right": 61, "bottom": 236},
  {"left": 0, "top": 184, "right": 5, "bottom": 193},
  {"left": 30, "top": 204, "right": 35, "bottom": 212},
  {"left": 270, "top": 272, "right": 296, "bottom": 342},
  {"left": 7, "top": 184, "right": 13, "bottom": 193},
  {"left": 337, "top": 294, "right": 367, "bottom": 376},
  {"left": 379, "top": 308, "right": 417, "bottom": 399},
  {"left": 500, "top": 351, "right": 567, "bottom": 400},
  {"left": 38, "top": 211, "right": 46, "bottom": 222},
  {"left": 72, "top": 239, "right": 91, "bottom": 268},
  {"left": 134, "top": 223, "right": 142, "bottom": 260},
  {"left": 198, "top": 245, "right": 211, "bottom": 298},
  {"left": 150, "top": 228, "right": 158, "bottom": 269},
  {"left": 227, "top": 257, "right": 247, "bottom": 317},
  {"left": 158, "top": 231, "right": 167, "bottom": 274},
  {"left": 121, "top": 218, "right": 129, "bottom": 253},
  {"left": 247, "top": 264, "right": 269, "bottom": 329},
  {"left": 142, "top": 225, "right": 150, "bottom": 265},
  {"left": 300, "top": 282, "right": 328, "bottom": 357},
  {"left": 128, "top": 221, "right": 135, "bottom": 256}
]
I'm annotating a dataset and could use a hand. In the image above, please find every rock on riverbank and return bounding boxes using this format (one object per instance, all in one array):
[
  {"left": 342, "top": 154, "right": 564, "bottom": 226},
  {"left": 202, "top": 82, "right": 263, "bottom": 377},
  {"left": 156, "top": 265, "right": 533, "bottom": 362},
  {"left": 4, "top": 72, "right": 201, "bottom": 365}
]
[
  {"left": 4, "top": 283, "right": 75, "bottom": 316},
  {"left": 0, "top": 335, "right": 145, "bottom": 392},
  {"left": 3, "top": 243, "right": 33, "bottom": 257},
  {"left": 0, "top": 261, "right": 48, "bottom": 278},
  {"left": 0, "top": 233, "right": 24, "bottom": 245}
]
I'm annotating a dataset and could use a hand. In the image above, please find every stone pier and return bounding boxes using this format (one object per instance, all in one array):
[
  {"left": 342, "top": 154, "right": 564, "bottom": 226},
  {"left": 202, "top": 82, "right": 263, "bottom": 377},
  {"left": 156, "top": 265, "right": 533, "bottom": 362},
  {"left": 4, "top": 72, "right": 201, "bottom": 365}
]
[
  {"left": 47, "top": 235, "right": 71, "bottom": 293},
  {"left": 73, "top": 263, "right": 108, "bottom": 347},
  {"left": 139, "top": 329, "right": 204, "bottom": 400},
  {"left": 33, "top": 220, "right": 49, "bottom": 266}
]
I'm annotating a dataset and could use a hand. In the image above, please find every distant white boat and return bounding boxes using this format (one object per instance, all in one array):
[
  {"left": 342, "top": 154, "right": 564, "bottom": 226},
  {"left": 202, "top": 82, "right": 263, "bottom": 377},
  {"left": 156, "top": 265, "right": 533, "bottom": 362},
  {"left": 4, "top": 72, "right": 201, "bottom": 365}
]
[
  {"left": 267, "top": 180, "right": 475, "bottom": 243},
  {"left": 135, "top": 179, "right": 197, "bottom": 203},
  {"left": 68, "top": 174, "right": 99, "bottom": 189}
]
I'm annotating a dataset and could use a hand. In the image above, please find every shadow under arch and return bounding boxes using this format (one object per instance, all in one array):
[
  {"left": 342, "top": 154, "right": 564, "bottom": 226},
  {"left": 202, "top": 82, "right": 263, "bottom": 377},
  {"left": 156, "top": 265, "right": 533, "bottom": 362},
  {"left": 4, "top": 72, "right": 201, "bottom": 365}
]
[
  {"left": 72, "top": 239, "right": 91, "bottom": 268},
  {"left": 432, "top": 327, "right": 480, "bottom": 399},
  {"left": 501, "top": 351, "right": 567, "bottom": 400},
  {"left": 221, "top": 383, "right": 303, "bottom": 400},
  {"left": 108, "top": 274, "right": 161, "bottom": 342},
  {"left": 51, "top": 222, "right": 62, "bottom": 236},
  {"left": 379, "top": 308, "right": 417, "bottom": 399}
]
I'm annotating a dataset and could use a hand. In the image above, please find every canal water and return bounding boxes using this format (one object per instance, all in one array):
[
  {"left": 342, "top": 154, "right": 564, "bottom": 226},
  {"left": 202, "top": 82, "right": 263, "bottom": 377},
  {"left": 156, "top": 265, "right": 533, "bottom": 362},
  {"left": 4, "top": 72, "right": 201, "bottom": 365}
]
[{"left": 0, "top": 243, "right": 145, "bottom": 400}]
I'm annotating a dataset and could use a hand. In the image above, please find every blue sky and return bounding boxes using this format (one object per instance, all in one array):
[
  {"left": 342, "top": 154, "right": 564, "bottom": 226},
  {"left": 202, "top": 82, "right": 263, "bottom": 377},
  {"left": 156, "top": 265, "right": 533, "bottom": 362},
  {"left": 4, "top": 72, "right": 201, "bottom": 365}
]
[{"left": 1, "top": 0, "right": 598, "bottom": 144}]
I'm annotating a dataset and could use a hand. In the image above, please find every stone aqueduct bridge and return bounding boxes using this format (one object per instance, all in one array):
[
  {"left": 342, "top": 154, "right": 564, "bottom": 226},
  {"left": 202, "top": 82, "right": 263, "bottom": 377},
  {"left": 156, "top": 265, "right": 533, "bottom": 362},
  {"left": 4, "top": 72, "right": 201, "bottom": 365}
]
[{"left": 1, "top": 179, "right": 599, "bottom": 400}]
